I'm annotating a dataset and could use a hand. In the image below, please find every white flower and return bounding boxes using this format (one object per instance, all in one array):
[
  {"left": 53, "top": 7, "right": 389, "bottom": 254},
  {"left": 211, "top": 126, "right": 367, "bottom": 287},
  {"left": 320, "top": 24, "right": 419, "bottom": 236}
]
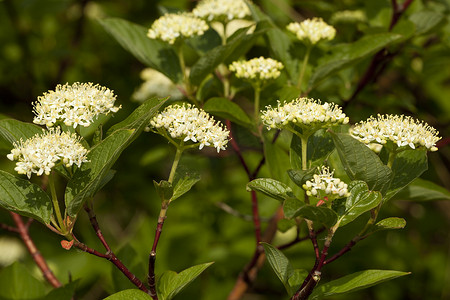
[
  {"left": 193, "top": 0, "right": 251, "bottom": 23},
  {"left": 33, "top": 82, "right": 121, "bottom": 128},
  {"left": 7, "top": 128, "right": 89, "bottom": 178},
  {"left": 303, "top": 166, "right": 350, "bottom": 200},
  {"left": 229, "top": 57, "right": 284, "bottom": 82},
  {"left": 132, "top": 68, "right": 183, "bottom": 102},
  {"left": 261, "top": 97, "right": 349, "bottom": 131},
  {"left": 287, "top": 18, "right": 336, "bottom": 45},
  {"left": 147, "top": 13, "right": 209, "bottom": 45},
  {"left": 148, "top": 104, "right": 229, "bottom": 152},
  {"left": 351, "top": 114, "right": 441, "bottom": 152}
]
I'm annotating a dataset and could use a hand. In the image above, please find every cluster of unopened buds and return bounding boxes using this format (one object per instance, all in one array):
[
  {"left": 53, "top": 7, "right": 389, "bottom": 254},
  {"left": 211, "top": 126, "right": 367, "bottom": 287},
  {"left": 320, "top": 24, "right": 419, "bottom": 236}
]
[
  {"left": 192, "top": 0, "right": 251, "bottom": 23},
  {"left": 287, "top": 17, "right": 336, "bottom": 45},
  {"left": 229, "top": 57, "right": 284, "bottom": 82},
  {"left": 303, "top": 166, "right": 350, "bottom": 206}
]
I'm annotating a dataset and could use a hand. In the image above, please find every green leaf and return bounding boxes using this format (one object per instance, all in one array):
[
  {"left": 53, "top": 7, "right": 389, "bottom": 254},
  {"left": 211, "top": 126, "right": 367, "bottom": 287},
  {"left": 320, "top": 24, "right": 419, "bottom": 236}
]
[
  {"left": 0, "top": 170, "right": 52, "bottom": 224},
  {"left": 107, "top": 97, "right": 168, "bottom": 136},
  {"left": 189, "top": 21, "right": 268, "bottom": 86},
  {"left": 246, "top": 178, "right": 294, "bottom": 202},
  {"left": 247, "top": 2, "right": 299, "bottom": 81},
  {"left": 308, "top": 33, "right": 402, "bottom": 89},
  {"left": 65, "top": 129, "right": 135, "bottom": 216},
  {"left": 310, "top": 269, "right": 410, "bottom": 299},
  {"left": 171, "top": 170, "right": 200, "bottom": 201},
  {"left": 154, "top": 180, "right": 173, "bottom": 203},
  {"left": 0, "top": 262, "right": 46, "bottom": 299},
  {"left": 338, "top": 181, "right": 382, "bottom": 227},
  {"left": 277, "top": 218, "right": 297, "bottom": 233},
  {"left": 384, "top": 150, "right": 428, "bottom": 201},
  {"left": 261, "top": 242, "right": 296, "bottom": 296},
  {"left": 287, "top": 168, "right": 315, "bottom": 188},
  {"left": 290, "top": 129, "right": 335, "bottom": 170},
  {"left": 393, "top": 178, "right": 450, "bottom": 201},
  {"left": 368, "top": 217, "right": 406, "bottom": 235},
  {"left": 409, "top": 10, "right": 446, "bottom": 36},
  {"left": 186, "top": 28, "right": 222, "bottom": 55},
  {"left": 0, "top": 119, "right": 43, "bottom": 151},
  {"left": 104, "top": 289, "right": 152, "bottom": 300},
  {"left": 263, "top": 134, "right": 291, "bottom": 185},
  {"left": 157, "top": 262, "right": 213, "bottom": 300},
  {"left": 42, "top": 281, "right": 79, "bottom": 300},
  {"left": 288, "top": 269, "right": 309, "bottom": 296},
  {"left": 99, "top": 18, "right": 182, "bottom": 83},
  {"left": 203, "top": 97, "right": 252, "bottom": 128},
  {"left": 330, "top": 132, "right": 392, "bottom": 193},
  {"left": 290, "top": 205, "right": 338, "bottom": 228}
]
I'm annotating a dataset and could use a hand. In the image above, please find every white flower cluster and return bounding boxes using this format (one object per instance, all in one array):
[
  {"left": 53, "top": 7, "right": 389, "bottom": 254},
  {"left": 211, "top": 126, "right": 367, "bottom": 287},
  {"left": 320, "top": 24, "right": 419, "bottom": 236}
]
[
  {"left": 261, "top": 97, "right": 349, "bottom": 130},
  {"left": 193, "top": 0, "right": 251, "bottom": 23},
  {"left": 351, "top": 114, "right": 441, "bottom": 151},
  {"left": 33, "top": 82, "right": 121, "bottom": 128},
  {"left": 303, "top": 166, "right": 350, "bottom": 199},
  {"left": 147, "top": 13, "right": 209, "bottom": 44},
  {"left": 330, "top": 10, "right": 366, "bottom": 24},
  {"left": 148, "top": 104, "right": 229, "bottom": 152},
  {"left": 229, "top": 57, "right": 284, "bottom": 81},
  {"left": 287, "top": 18, "right": 336, "bottom": 45},
  {"left": 7, "top": 128, "right": 89, "bottom": 178},
  {"left": 132, "top": 68, "right": 183, "bottom": 102}
]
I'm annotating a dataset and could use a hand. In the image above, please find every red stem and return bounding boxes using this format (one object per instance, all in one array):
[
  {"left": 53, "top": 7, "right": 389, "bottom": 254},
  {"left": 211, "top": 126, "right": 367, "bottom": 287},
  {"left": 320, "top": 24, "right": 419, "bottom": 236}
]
[
  {"left": 84, "top": 204, "right": 111, "bottom": 252},
  {"left": 10, "top": 212, "right": 62, "bottom": 288}
]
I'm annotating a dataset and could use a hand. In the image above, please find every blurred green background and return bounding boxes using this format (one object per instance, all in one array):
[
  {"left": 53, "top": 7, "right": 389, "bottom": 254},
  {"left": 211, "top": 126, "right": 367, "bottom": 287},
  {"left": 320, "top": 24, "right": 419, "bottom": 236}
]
[{"left": 0, "top": 0, "right": 449, "bottom": 299}]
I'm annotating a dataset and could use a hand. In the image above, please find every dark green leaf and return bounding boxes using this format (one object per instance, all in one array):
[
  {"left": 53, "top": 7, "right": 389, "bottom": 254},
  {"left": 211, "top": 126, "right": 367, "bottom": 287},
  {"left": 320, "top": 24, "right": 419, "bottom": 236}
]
[
  {"left": 0, "top": 170, "right": 52, "bottom": 224},
  {"left": 263, "top": 134, "right": 291, "bottom": 185},
  {"left": 99, "top": 18, "right": 182, "bottom": 83},
  {"left": 246, "top": 178, "right": 294, "bottom": 202},
  {"left": 157, "top": 262, "right": 213, "bottom": 300},
  {"left": 203, "top": 97, "right": 252, "bottom": 128},
  {"left": 261, "top": 242, "right": 296, "bottom": 296},
  {"left": 384, "top": 150, "right": 428, "bottom": 201},
  {"left": 290, "top": 129, "right": 335, "bottom": 170},
  {"left": 277, "top": 218, "right": 297, "bottom": 233},
  {"left": 65, "top": 129, "right": 135, "bottom": 216},
  {"left": 291, "top": 205, "right": 338, "bottom": 228},
  {"left": 42, "top": 281, "right": 79, "bottom": 300},
  {"left": 409, "top": 10, "right": 446, "bottom": 36},
  {"left": 0, "top": 119, "right": 42, "bottom": 151},
  {"left": 172, "top": 171, "right": 200, "bottom": 201},
  {"left": 368, "top": 217, "right": 406, "bottom": 235},
  {"left": 0, "top": 262, "right": 46, "bottom": 299},
  {"left": 154, "top": 180, "right": 173, "bottom": 203},
  {"left": 283, "top": 197, "right": 304, "bottom": 219},
  {"left": 186, "top": 28, "right": 222, "bottom": 55},
  {"left": 393, "top": 178, "right": 450, "bottom": 201},
  {"left": 338, "top": 181, "right": 382, "bottom": 227},
  {"left": 189, "top": 21, "right": 268, "bottom": 85},
  {"left": 288, "top": 269, "right": 309, "bottom": 296},
  {"left": 287, "top": 168, "right": 316, "bottom": 188},
  {"left": 310, "top": 269, "right": 410, "bottom": 299},
  {"left": 308, "top": 33, "right": 402, "bottom": 89},
  {"left": 330, "top": 132, "right": 392, "bottom": 193},
  {"left": 104, "top": 289, "right": 152, "bottom": 300}
]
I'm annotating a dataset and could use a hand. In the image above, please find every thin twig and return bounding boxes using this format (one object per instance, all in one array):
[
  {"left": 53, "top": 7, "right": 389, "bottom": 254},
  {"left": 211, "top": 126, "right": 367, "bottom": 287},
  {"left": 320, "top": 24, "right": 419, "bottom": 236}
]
[
  {"left": 10, "top": 212, "right": 62, "bottom": 288},
  {"left": 0, "top": 222, "right": 19, "bottom": 233},
  {"left": 84, "top": 203, "right": 111, "bottom": 252}
]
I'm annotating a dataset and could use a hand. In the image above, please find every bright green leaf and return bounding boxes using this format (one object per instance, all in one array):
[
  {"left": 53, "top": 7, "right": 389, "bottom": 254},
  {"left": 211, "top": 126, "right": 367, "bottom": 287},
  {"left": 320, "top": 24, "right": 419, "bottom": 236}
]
[
  {"left": 288, "top": 269, "right": 309, "bottom": 296},
  {"left": 393, "top": 178, "right": 450, "bottom": 201},
  {"left": 246, "top": 178, "right": 294, "bottom": 202},
  {"left": 154, "top": 180, "right": 173, "bottom": 203},
  {"left": 368, "top": 217, "right": 406, "bottom": 235},
  {"left": 99, "top": 18, "right": 182, "bottom": 83},
  {"left": 262, "top": 242, "right": 296, "bottom": 296},
  {"left": 310, "top": 269, "right": 410, "bottom": 299},
  {"left": 338, "top": 181, "right": 382, "bottom": 227},
  {"left": 0, "top": 170, "right": 52, "bottom": 224},
  {"left": 104, "top": 289, "right": 152, "bottom": 300},
  {"left": 330, "top": 132, "right": 392, "bottom": 193},
  {"left": 0, "top": 262, "right": 46, "bottom": 299},
  {"left": 157, "top": 262, "right": 214, "bottom": 300},
  {"left": 308, "top": 33, "right": 402, "bottom": 89},
  {"left": 171, "top": 170, "right": 200, "bottom": 201},
  {"left": 203, "top": 97, "right": 252, "bottom": 128}
]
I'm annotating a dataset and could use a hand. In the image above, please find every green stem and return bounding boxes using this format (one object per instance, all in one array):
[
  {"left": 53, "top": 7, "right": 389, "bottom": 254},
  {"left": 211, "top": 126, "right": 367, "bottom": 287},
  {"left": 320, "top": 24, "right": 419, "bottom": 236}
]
[
  {"left": 253, "top": 83, "right": 261, "bottom": 122},
  {"left": 49, "top": 173, "right": 65, "bottom": 232},
  {"left": 297, "top": 46, "right": 312, "bottom": 92},
  {"left": 387, "top": 150, "right": 397, "bottom": 169},
  {"left": 301, "top": 135, "right": 309, "bottom": 171},
  {"left": 221, "top": 22, "right": 227, "bottom": 45},
  {"left": 168, "top": 147, "right": 183, "bottom": 184}
]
